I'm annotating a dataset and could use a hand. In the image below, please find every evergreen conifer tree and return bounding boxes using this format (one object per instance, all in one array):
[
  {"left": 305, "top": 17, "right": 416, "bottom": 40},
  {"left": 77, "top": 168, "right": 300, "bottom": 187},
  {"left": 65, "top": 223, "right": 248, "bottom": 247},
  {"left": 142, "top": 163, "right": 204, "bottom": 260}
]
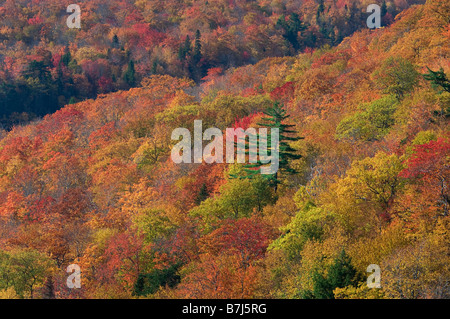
[
  {"left": 424, "top": 67, "right": 450, "bottom": 93},
  {"left": 230, "top": 102, "right": 303, "bottom": 191},
  {"left": 124, "top": 60, "right": 136, "bottom": 87},
  {"left": 310, "top": 250, "right": 361, "bottom": 299}
]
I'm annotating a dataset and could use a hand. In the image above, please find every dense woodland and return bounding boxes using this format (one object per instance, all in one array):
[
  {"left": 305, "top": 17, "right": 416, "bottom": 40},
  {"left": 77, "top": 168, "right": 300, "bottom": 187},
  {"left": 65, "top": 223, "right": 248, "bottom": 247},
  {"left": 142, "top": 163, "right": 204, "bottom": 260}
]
[
  {"left": 0, "top": 0, "right": 449, "bottom": 299},
  {"left": 0, "top": 0, "right": 423, "bottom": 127}
]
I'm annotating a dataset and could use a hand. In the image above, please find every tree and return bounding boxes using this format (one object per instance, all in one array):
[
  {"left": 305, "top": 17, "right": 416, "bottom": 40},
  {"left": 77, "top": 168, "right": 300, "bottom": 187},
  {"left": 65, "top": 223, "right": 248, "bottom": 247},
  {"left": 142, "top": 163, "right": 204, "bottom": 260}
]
[
  {"left": 195, "top": 183, "right": 209, "bottom": 206},
  {"left": 124, "top": 60, "right": 136, "bottom": 87},
  {"left": 381, "top": 0, "right": 388, "bottom": 26},
  {"left": 112, "top": 34, "right": 120, "bottom": 48},
  {"left": 61, "top": 48, "right": 72, "bottom": 67},
  {"left": 372, "top": 57, "right": 419, "bottom": 99},
  {"left": 336, "top": 95, "right": 398, "bottom": 141},
  {"left": 176, "top": 252, "right": 261, "bottom": 299},
  {"left": 178, "top": 218, "right": 273, "bottom": 299},
  {"left": 381, "top": 0, "right": 387, "bottom": 17},
  {"left": 423, "top": 67, "right": 450, "bottom": 93},
  {"left": 317, "top": 0, "right": 325, "bottom": 18},
  {"left": 347, "top": 1, "right": 363, "bottom": 34},
  {"left": 231, "top": 102, "right": 303, "bottom": 191},
  {"left": 193, "top": 30, "right": 202, "bottom": 65},
  {"left": 198, "top": 217, "right": 273, "bottom": 262},
  {"left": 189, "top": 176, "right": 275, "bottom": 232},
  {"left": 100, "top": 232, "right": 150, "bottom": 291},
  {"left": 189, "top": 29, "right": 205, "bottom": 82},
  {"left": 270, "top": 201, "right": 331, "bottom": 260},
  {"left": 382, "top": 219, "right": 450, "bottom": 298},
  {"left": 40, "top": 276, "right": 56, "bottom": 299},
  {"left": 276, "top": 13, "right": 306, "bottom": 51},
  {"left": 333, "top": 152, "right": 405, "bottom": 223},
  {"left": 23, "top": 60, "right": 51, "bottom": 83},
  {"left": 400, "top": 138, "right": 450, "bottom": 217},
  {"left": 178, "top": 35, "right": 192, "bottom": 61},
  {"left": 133, "top": 263, "right": 181, "bottom": 296},
  {"left": 0, "top": 249, "right": 55, "bottom": 299},
  {"left": 307, "top": 250, "right": 361, "bottom": 299}
]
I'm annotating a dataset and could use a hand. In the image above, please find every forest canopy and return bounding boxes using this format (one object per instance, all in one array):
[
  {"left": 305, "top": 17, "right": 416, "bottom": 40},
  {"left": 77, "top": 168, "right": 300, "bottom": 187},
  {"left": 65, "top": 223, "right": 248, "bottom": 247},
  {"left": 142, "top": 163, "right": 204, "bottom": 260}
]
[{"left": 0, "top": 0, "right": 449, "bottom": 300}]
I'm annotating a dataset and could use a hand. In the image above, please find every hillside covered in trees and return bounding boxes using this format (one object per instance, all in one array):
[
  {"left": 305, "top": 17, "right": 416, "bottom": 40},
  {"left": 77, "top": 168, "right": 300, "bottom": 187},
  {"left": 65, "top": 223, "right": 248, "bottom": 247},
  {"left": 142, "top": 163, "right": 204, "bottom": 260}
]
[
  {"left": 0, "top": 0, "right": 449, "bottom": 299},
  {"left": 0, "top": 0, "right": 424, "bottom": 128}
]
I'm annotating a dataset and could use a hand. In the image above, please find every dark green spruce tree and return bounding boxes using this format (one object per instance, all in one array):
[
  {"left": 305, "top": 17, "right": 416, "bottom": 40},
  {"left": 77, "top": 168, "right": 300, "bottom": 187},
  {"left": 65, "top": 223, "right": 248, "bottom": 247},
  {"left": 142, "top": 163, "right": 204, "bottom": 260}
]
[
  {"left": 193, "top": 30, "right": 202, "bottom": 65},
  {"left": 317, "top": 0, "right": 325, "bottom": 20},
  {"left": 230, "top": 102, "right": 303, "bottom": 191},
  {"left": 178, "top": 35, "right": 192, "bottom": 61},
  {"left": 152, "top": 60, "right": 158, "bottom": 74},
  {"left": 195, "top": 183, "right": 209, "bottom": 205},
  {"left": 124, "top": 59, "right": 136, "bottom": 87},
  {"left": 424, "top": 67, "right": 450, "bottom": 118},
  {"left": 61, "top": 47, "right": 71, "bottom": 66},
  {"left": 302, "top": 250, "right": 362, "bottom": 299},
  {"left": 276, "top": 13, "right": 306, "bottom": 51},
  {"left": 189, "top": 30, "right": 205, "bottom": 82},
  {"left": 133, "top": 263, "right": 181, "bottom": 297},
  {"left": 112, "top": 34, "right": 119, "bottom": 48},
  {"left": 424, "top": 67, "right": 450, "bottom": 93}
]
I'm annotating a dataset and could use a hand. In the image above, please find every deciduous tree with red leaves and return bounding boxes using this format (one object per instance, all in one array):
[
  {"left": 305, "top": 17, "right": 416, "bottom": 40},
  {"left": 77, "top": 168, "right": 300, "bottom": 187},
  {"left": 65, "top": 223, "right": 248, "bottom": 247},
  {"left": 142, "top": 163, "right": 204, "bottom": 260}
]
[{"left": 400, "top": 138, "right": 450, "bottom": 217}]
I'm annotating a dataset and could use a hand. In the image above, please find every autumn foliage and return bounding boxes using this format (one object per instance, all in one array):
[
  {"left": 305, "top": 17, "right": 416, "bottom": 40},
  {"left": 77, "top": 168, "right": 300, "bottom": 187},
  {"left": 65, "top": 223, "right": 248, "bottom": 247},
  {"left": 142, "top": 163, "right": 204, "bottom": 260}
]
[{"left": 0, "top": 0, "right": 449, "bottom": 299}]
